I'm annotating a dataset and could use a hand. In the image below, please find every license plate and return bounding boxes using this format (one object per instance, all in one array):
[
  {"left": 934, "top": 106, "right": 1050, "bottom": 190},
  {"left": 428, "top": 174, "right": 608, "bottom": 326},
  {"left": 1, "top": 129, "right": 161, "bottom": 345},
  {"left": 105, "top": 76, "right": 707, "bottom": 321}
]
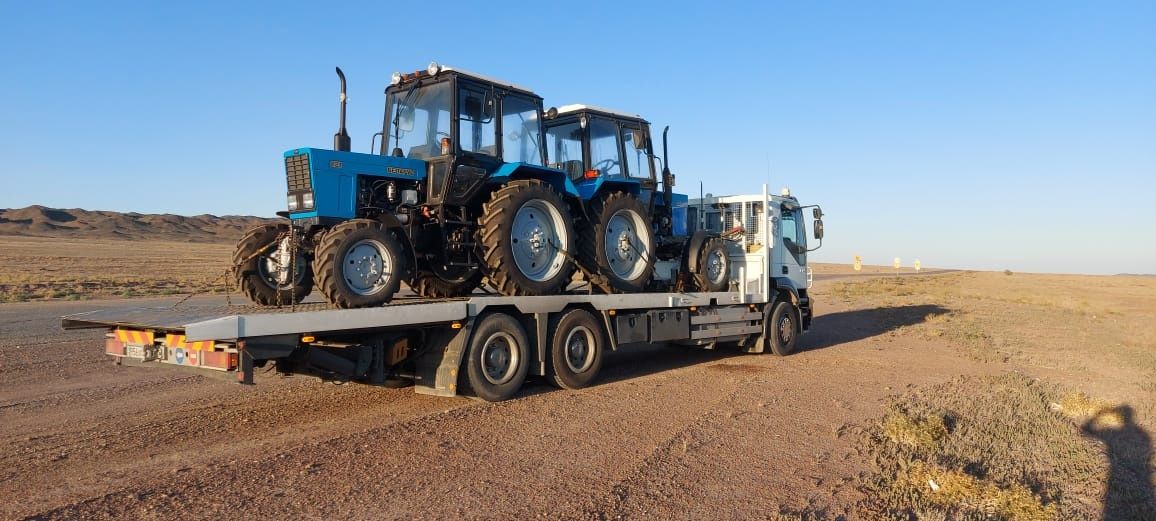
[{"left": 125, "top": 344, "right": 146, "bottom": 359}]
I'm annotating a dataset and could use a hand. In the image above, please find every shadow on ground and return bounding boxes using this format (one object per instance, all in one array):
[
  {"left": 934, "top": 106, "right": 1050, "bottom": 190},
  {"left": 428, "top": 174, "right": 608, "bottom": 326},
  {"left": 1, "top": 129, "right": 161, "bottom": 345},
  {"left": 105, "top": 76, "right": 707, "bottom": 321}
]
[
  {"left": 799, "top": 304, "right": 950, "bottom": 351},
  {"left": 1083, "top": 406, "right": 1156, "bottom": 519}
]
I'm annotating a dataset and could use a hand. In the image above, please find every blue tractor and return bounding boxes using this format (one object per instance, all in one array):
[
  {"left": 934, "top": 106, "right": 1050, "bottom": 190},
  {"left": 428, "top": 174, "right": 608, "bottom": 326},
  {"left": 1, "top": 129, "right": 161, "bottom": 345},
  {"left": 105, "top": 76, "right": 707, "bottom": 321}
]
[{"left": 233, "top": 64, "right": 706, "bottom": 308}]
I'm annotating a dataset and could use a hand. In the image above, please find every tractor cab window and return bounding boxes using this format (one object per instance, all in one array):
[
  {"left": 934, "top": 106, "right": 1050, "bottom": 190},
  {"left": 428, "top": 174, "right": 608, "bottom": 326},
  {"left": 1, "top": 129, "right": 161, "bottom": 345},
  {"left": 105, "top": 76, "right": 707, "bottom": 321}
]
[
  {"left": 386, "top": 81, "right": 451, "bottom": 160},
  {"left": 621, "top": 126, "right": 652, "bottom": 180},
  {"left": 459, "top": 86, "right": 497, "bottom": 157},
  {"left": 588, "top": 117, "right": 622, "bottom": 178},
  {"left": 501, "top": 95, "right": 544, "bottom": 166},
  {"left": 545, "top": 121, "right": 584, "bottom": 180}
]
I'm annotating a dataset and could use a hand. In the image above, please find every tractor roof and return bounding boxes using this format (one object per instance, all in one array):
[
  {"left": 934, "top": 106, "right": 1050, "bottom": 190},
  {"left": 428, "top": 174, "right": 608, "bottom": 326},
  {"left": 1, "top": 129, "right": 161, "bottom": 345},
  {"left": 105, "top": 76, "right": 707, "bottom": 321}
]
[
  {"left": 555, "top": 104, "right": 648, "bottom": 124},
  {"left": 389, "top": 63, "right": 538, "bottom": 98}
]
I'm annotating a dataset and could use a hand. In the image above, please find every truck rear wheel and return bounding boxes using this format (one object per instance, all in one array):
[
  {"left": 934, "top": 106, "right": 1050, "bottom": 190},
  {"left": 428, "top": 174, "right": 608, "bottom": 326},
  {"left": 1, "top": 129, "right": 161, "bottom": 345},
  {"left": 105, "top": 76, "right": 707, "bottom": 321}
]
[
  {"left": 464, "top": 313, "right": 530, "bottom": 402},
  {"left": 694, "top": 238, "right": 730, "bottom": 292},
  {"left": 548, "top": 308, "right": 605, "bottom": 389},
  {"left": 767, "top": 300, "right": 799, "bottom": 356},
  {"left": 579, "top": 192, "right": 655, "bottom": 293},
  {"left": 479, "top": 180, "right": 575, "bottom": 296},
  {"left": 233, "top": 223, "right": 312, "bottom": 305},
  {"left": 313, "top": 219, "right": 405, "bottom": 308}
]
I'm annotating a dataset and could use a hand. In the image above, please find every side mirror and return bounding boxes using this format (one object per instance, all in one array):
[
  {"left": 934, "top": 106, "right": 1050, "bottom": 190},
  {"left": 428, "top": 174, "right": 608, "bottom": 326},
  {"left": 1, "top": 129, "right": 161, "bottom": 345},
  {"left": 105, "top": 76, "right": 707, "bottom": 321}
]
[
  {"left": 814, "top": 219, "right": 824, "bottom": 240},
  {"left": 812, "top": 207, "right": 823, "bottom": 219},
  {"left": 398, "top": 106, "right": 415, "bottom": 132},
  {"left": 629, "top": 129, "right": 647, "bottom": 150}
]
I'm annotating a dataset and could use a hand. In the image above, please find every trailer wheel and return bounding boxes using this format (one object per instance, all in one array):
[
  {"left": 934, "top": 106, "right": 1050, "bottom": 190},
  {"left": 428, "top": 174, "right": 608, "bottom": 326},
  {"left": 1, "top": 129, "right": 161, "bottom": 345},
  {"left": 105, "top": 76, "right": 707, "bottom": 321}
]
[
  {"left": 313, "top": 219, "right": 405, "bottom": 308},
  {"left": 479, "top": 179, "right": 575, "bottom": 296},
  {"left": 233, "top": 223, "right": 313, "bottom": 305},
  {"left": 767, "top": 301, "right": 799, "bottom": 356},
  {"left": 464, "top": 313, "right": 531, "bottom": 402},
  {"left": 548, "top": 309, "right": 605, "bottom": 389},
  {"left": 694, "top": 238, "right": 730, "bottom": 292},
  {"left": 579, "top": 192, "right": 656, "bottom": 293}
]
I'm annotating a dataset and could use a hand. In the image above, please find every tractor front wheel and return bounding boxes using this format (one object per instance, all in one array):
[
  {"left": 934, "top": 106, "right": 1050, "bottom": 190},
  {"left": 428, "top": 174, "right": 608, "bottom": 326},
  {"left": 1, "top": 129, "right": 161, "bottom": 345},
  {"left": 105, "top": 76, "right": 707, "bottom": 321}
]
[
  {"left": 313, "top": 219, "right": 405, "bottom": 308},
  {"left": 479, "top": 180, "right": 575, "bottom": 296},
  {"left": 233, "top": 223, "right": 312, "bottom": 305}
]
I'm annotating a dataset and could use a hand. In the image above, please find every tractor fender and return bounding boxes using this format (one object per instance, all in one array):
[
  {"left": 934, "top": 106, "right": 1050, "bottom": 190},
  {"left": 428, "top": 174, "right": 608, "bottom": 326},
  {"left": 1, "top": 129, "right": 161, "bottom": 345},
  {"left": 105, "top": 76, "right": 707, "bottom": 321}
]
[
  {"left": 375, "top": 214, "right": 417, "bottom": 275},
  {"left": 683, "top": 230, "right": 718, "bottom": 274},
  {"left": 490, "top": 163, "right": 580, "bottom": 199}
]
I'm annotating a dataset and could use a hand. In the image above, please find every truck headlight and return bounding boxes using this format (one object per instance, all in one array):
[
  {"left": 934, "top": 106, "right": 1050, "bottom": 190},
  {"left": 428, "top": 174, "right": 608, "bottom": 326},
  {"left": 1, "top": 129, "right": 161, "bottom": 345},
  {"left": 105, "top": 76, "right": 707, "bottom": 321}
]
[
  {"left": 287, "top": 195, "right": 299, "bottom": 211},
  {"left": 302, "top": 192, "right": 314, "bottom": 209}
]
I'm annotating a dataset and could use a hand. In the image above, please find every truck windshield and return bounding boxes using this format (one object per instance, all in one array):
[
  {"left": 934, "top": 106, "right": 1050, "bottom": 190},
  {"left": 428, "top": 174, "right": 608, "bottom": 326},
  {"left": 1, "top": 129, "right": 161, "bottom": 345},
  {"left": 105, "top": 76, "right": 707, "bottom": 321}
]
[{"left": 384, "top": 81, "right": 451, "bottom": 159}]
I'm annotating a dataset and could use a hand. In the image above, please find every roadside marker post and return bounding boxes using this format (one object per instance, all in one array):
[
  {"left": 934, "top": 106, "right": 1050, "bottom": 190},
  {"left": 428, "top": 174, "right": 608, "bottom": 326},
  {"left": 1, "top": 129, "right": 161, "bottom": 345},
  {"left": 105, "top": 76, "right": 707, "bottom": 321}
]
[
  {"left": 893, "top": 257, "right": 901, "bottom": 277},
  {"left": 853, "top": 255, "right": 862, "bottom": 272},
  {"left": 914, "top": 259, "right": 921, "bottom": 272}
]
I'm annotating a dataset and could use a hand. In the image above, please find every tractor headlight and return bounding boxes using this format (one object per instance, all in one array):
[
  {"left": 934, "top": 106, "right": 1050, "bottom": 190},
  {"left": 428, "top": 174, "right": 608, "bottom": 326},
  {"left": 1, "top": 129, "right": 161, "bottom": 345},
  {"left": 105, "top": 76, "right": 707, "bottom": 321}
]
[
  {"left": 390, "top": 71, "right": 402, "bottom": 85},
  {"left": 427, "top": 61, "right": 441, "bottom": 76},
  {"left": 302, "top": 192, "right": 314, "bottom": 209},
  {"left": 287, "top": 195, "right": 299, "bottom": 211}
]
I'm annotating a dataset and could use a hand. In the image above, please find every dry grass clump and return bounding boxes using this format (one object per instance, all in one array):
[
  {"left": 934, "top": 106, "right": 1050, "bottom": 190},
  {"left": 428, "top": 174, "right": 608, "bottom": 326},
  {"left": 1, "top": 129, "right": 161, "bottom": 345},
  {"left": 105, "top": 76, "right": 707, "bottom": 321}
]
[
  {"left": 896, "top": 463, "right": 1055, "bottom": 521},
  {"left": 858, "top": 373, "right": 1107, "bottom": 520},
  {"left": 1054, "top": 393, "right": 1127, "bottom": 430},
  {"left": 883, "top": 410, "right": 948, "bottom": 450}
]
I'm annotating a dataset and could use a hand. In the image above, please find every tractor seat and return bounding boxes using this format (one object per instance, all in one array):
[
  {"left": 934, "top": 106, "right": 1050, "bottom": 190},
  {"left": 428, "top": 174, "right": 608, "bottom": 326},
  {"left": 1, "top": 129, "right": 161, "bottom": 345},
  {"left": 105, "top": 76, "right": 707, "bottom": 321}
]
[{"left": 560, "top": 160, "right": 584, "bottom": 180}]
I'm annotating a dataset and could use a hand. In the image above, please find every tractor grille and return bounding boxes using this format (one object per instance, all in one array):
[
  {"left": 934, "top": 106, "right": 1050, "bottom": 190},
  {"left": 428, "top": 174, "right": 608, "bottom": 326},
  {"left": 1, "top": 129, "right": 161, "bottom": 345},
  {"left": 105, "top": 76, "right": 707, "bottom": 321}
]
[{"left": 285, "top": 154, "right": 312, "bottom": 192}]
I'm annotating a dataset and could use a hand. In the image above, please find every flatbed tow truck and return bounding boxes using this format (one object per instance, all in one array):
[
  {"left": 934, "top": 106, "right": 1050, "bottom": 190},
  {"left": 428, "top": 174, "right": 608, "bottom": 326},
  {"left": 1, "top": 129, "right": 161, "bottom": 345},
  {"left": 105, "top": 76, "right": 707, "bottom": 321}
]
[{"left": 61, "top": 186, "right": 822, "bottom": 402}]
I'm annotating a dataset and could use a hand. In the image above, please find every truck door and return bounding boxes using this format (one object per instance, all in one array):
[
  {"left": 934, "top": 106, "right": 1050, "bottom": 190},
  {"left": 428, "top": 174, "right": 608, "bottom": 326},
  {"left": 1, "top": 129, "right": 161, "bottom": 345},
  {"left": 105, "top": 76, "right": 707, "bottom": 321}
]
[{"left": 774, "top": 205, "right": 809, "bottom": 289}]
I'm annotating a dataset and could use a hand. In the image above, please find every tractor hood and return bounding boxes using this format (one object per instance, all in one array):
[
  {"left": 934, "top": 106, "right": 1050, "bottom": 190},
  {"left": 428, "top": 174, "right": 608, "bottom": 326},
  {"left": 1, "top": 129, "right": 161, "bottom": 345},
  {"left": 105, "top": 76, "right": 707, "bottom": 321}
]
[{"left": 283, "top": 147, "right": 426, "bottom": 220}]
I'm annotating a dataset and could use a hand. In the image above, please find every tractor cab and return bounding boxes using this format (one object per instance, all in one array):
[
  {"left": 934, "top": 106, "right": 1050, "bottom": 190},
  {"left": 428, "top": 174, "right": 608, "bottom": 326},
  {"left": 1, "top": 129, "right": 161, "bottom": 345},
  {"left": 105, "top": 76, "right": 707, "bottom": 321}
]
[
  {"left": 383, "top": 64, "right": 549, "bottom": 207},
  {"left": 543, "top": 104, "right": 658, "bottom": 202}
]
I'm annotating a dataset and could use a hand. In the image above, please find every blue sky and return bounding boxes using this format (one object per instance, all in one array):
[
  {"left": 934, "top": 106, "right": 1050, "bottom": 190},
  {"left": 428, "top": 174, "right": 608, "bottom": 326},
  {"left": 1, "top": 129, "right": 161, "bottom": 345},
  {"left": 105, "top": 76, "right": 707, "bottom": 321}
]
[{"left": 1, "top": 1, "right": 1153, "bottom": 274}]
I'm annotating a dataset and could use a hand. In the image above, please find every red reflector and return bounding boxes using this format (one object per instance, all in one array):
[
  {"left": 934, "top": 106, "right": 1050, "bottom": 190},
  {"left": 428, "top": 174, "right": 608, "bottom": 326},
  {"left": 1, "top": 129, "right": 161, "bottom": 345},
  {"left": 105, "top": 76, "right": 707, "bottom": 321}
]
[
  {"left": 584, "top": 169, "right": 599, "bottom": 179},
  {"left": 201, "top": 351, "right": 234, "bottom": 370}
]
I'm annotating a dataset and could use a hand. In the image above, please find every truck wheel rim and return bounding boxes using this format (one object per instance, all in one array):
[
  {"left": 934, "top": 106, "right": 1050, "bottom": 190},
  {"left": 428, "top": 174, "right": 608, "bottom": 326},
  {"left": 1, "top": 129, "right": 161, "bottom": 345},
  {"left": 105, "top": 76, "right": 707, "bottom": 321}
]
[
  {"left": 511, "top": 199, "right": 568, "bottom": 283},
  {"left": 258, "top": 237, "right": 307, "bottom": 290},
  {"left": 342, "top": 239, "right": 392, "bottom": 296},
  {"left": 778, "top": 313, "right": 794, "bottom": 344},
  {"left": 706, "top": 249, "right": 727, "bottom": 285},
  {"left": 481, "top": 332, "right": 519, "bottom": 385},
  {"left": 563, "top": 325, "right": 596, "bottom": 373},
  {"left": 604, "top": 208, "right": 651, "bottom": 280}
]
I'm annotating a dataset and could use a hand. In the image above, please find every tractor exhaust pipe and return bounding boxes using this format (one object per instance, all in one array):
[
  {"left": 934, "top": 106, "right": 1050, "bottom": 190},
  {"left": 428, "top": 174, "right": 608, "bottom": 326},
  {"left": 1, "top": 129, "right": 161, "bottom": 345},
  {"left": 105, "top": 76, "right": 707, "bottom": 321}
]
[
  {"left": 661, "top": 126, "right": 674, "bottom": 210},
  {"left": 333, "top": 67, "right": 351, "bottom": 152}
]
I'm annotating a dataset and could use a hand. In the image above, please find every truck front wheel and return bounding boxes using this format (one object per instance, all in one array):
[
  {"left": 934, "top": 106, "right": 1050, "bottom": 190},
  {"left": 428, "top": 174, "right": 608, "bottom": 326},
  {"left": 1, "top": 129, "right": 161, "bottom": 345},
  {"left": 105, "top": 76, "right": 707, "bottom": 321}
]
[
  {"left": 767, "top": 301, "right": 799, "bottom": 356},
  {"left": 313, "top": 219, "right": 405, "bottom": 308},
  {"left": 548, "top": 308, "right": 605, "bottom": 389},
  {"left": 464, "top": 313, "right": 530, "bottom": 402}
]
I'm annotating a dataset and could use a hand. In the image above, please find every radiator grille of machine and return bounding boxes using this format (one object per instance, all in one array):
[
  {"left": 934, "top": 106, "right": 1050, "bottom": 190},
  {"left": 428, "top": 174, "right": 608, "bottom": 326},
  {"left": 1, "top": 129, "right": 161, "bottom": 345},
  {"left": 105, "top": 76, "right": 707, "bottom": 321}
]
[{"left": 285, "top": 154, "right": 312, "bottom": 192}]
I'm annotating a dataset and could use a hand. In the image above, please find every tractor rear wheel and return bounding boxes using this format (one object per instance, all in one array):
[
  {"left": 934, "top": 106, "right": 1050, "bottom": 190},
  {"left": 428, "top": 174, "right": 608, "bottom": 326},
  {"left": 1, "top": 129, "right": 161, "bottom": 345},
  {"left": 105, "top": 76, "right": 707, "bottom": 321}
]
[
  {"left": 694, "top": 237, "right": 730, "bottom": 292},
  {"left": 479, "top": 179, "right": 575, "bottom": 296},
  {"left": 313, "top": 219, "right": 405, "bottom": 308},
  {"left": 408, "top": 262, "right": 483, "bottom": 298},
  {"left": 233, "top": 223, "right": 312, "bottom": 305},
  {"left": 579, "top": 192, "right": 655, "bottom": 293}
]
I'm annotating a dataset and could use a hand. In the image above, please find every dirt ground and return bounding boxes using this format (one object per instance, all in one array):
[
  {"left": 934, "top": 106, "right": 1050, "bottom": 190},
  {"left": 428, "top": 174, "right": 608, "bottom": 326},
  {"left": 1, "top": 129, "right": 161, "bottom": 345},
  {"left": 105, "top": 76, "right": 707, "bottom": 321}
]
[{"left": 1, "top": 267, "right": 1153, "bottom": 520}]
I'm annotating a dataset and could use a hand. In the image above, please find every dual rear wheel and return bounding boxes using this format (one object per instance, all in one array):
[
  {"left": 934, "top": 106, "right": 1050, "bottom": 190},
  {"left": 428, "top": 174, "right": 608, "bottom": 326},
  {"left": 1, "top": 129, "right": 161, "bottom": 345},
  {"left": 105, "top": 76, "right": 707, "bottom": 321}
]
[{"left": 463, "top": 309, "right": 605, "bottom": 402}]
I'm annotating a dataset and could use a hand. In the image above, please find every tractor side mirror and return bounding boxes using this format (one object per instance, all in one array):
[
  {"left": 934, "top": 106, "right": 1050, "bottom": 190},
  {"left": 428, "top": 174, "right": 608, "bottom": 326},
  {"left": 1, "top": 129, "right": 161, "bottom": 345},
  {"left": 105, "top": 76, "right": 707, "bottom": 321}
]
[
  {"left": 812, "top": 208, "right": 823, "bottom": 219},
  {"left": 462, "top": 93, "right": 494, "bottom": 123},
  {"left": 398, "top": 106, "right": 415, "bottom": 132},
  {"left": 628, "top": 129, "right": 647, "bottom": 150},
  {"left": 814, "top": 219, "right": 824, "bottom": 240}
]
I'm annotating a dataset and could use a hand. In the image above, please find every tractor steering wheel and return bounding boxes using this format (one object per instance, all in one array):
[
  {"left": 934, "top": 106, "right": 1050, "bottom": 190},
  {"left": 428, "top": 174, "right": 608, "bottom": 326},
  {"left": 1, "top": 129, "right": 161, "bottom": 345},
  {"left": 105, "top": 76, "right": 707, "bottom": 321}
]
[{"left": 593, "top": 158, "right": 620, "bottom": 176}]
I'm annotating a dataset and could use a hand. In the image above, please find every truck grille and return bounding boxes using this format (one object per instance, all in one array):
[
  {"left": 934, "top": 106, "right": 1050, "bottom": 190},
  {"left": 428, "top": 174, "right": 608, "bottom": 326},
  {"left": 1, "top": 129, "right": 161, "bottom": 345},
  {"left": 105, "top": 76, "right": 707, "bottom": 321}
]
[{"left": 285, "top": 154, "right": 311, "bottom": 192}]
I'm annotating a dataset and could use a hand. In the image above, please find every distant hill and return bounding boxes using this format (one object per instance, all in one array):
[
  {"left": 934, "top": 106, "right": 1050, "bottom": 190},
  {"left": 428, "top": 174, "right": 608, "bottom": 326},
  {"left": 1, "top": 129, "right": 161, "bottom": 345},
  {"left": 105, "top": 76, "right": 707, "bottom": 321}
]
[{"left": 0, "top": 205, "right": 276, "bottom": 243}]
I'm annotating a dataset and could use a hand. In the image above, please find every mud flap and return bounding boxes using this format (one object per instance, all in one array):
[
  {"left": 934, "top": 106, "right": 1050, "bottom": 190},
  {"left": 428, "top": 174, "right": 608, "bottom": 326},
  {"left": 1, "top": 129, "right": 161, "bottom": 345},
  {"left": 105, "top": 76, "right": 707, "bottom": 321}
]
[{"left": 412, "top": 320, "right": 474, "bottom": 397}]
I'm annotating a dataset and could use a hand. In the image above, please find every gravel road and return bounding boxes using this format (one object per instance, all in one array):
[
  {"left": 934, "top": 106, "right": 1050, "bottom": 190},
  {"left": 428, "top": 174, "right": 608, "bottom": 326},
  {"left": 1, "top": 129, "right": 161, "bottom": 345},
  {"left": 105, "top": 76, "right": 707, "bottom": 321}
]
[{"left": 0, "top": 276, "right": 984, "bottom": 520}]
